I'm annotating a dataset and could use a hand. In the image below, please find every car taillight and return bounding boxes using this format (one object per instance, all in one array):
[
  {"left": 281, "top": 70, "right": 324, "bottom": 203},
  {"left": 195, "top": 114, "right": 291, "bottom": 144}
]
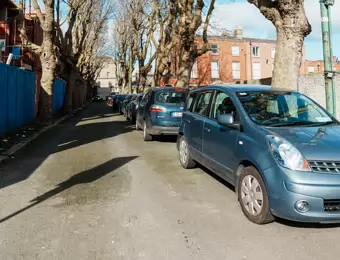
[
  {"left": 175, "top": 89, "right": 187, "bottom": 93},
  {"left": 150, "top": 105, "right": 167, "bottom": 113}
]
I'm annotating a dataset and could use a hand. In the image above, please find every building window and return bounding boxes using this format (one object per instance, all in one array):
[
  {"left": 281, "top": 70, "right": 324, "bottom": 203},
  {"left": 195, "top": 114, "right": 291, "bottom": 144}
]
[
  {"left": 211, "top": 44, "right": 219, "bottom": 56},
  {"left": 308, "top": 66, "right": 315, "bottom": 73},
  {"left": 107, "top": 72, "right": 110, "bottom": 78},
  {"left": 232, "top": 62, "right": 240, "bottom": 79},
  {"left": 211, "top": 61, "right": 219, "bottom": 79},
  {"left": 252, "top": 46, "right": 260, "bottom": 57},
  {"left": 191, "top": 60, "right": 198, "bottom": 79},
  {"left": 252, "top": 62, "right": 261, "bottom": 79},
  {"left": 271, "top": 48, "right": 276, "bottom": 59},
  {"left": 232, "top": 46, "right": 240, "bottom": 57}
]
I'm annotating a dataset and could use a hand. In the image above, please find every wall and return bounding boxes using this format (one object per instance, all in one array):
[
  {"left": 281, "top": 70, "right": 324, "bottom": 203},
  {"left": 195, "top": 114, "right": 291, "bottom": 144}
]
[
  {"left": 0, "top": 63, "right": 36, "bottom": 136},
  {"left": 298, "top": 73, "right": 340, "bottom": 118},
  {"left": 53, "top": 79, "right": 66, "bottom": 113}
]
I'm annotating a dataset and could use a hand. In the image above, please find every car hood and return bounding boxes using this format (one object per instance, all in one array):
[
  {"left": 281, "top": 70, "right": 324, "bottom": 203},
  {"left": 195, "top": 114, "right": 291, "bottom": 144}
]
[{"left": 265, "top": 126, "right": 340, "bottom": 161}]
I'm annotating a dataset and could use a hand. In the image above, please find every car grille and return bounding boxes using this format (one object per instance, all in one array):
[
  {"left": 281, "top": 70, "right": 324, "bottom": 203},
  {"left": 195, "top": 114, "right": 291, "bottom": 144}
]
[
  {"left": 324, "top": 200, "right": 340, "bottom": 212},
  {"left": 308, "top": 161, "right": 340, "bottom": 173}
]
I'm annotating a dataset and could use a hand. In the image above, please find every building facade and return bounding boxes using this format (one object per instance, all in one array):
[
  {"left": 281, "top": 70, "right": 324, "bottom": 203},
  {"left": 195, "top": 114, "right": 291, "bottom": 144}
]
[
  {"left": 305, "top": 56, "right": 340, "bottom": 74},
  {"left": 96, "top": 57, "right": 118, "bottom": 96},
  {"left": 186, "top": 28, "right": 307, "bottom": 86}
]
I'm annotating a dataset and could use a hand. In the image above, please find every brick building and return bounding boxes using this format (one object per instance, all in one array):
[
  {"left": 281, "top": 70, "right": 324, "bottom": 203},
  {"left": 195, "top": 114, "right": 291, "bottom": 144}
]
[
  {"left": 165, "top": 27, "right": 307, "bottom": 87},
  {"left": 305, "top": 56, "right": 340, "bottom": 74},
  {"left": 0, "top": 0, "right": 43, "bottom": 72}
]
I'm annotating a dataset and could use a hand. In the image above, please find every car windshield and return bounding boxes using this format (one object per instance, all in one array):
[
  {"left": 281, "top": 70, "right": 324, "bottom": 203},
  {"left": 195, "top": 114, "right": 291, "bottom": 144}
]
[
  {"left": 155, "top": 89, "right": 188, "bottom": 105},
  {"left": 236, "top": 91, "right": 335, "bottom": 127}
]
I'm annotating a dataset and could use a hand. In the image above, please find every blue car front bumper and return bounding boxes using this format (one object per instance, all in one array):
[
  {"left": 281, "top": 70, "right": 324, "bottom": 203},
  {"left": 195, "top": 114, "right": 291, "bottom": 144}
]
[{"left": 265, "top": 166, "right": 340, "bottom": 223}]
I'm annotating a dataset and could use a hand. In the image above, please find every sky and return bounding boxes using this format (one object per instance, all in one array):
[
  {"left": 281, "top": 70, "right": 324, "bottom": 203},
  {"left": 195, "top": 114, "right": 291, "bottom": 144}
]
[{"left": 214, "top": 0, "right": 340, "bottom": 60}]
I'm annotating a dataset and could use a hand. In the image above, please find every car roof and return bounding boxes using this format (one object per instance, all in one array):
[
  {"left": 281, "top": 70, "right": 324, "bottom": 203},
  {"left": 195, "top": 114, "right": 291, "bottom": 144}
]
[
  {"left": 192, "top": 84, "right": 293, "bottom": 93},
  {"left": 151, "top": 87, "right": 189, "bottom": 92}
]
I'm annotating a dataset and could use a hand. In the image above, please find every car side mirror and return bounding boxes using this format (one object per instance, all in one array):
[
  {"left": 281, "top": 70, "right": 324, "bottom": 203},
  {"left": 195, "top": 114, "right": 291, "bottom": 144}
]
[{"left": 217, "top": 114, "right": 240, "bottom": 130}]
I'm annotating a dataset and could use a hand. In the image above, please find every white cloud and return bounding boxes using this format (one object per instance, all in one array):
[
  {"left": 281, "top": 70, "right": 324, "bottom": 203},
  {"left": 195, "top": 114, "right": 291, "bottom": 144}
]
[{"left": 213, "top": 1, "right": 340, "bottom": 42}]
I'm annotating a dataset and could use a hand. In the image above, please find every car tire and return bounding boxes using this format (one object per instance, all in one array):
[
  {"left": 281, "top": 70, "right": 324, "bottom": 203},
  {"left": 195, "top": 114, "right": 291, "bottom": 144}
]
[
  {"left": 143, "top": 122, "right": 153, "bottom": 141},
  {"left": 179, "top": 135, "right": 196, "bottom": 169},
  {"left": 238, "top": 166, "right": 275, "bottom": 225}
]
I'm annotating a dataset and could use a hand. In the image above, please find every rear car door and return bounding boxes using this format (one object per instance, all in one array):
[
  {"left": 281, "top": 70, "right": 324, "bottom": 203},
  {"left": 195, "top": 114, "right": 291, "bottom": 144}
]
[
  {"left": 202, "top": 90, "right": 240, "bottom": 182},
  {"left": 184, "top": 90, "right": 213, "bottom": 156}
]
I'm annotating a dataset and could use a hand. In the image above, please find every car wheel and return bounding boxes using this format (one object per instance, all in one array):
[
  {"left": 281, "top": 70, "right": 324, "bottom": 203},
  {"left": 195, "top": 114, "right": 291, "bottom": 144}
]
[
  {"left": 143, "top": 122, "right": 153, "bottom": 141},
  {"left": 238, "top": 166, "right": 274, "bottom": 224},
  {"left": 135, "top": 119, "right": 141, "bottom": 130},
  {"left": 179, "top": 135, "right": 196, "bottom": 169}
]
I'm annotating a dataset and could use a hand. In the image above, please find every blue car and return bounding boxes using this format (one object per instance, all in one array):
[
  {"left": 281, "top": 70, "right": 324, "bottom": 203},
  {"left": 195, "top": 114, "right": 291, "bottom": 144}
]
[
  {"left": 126, "top": 94, "right": 143, "bottom": 124},
  {"left": 136, "top": 87, "right": 189, "bottom": 141},
  {"left": 178, "top": 85, "right": 340, "bottom": 224}
]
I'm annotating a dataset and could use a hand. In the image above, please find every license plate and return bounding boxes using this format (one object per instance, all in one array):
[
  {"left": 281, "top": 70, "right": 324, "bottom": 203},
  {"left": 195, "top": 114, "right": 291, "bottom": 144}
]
[{"left": 173, "top": 112, "right": 183, "bottom": 117}]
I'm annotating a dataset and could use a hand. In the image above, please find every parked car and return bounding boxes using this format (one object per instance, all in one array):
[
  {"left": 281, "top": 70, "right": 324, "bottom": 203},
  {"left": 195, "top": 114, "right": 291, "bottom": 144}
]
[
  {"left": 121, "top": 95, "right": 136, "bottom": 116},
  {"left": 136, "top": 87, "right": 189, "bottom": 141},
  {"left": 127, "top": 94, "right": 143, "bottom": 124},
  {"left": 112, "top": 94, "right": 126, "bottom": 113},
  {"left": 177, "top": 85, "right": 340, "bottom": 224},
  {"left": 92, "top": 95, "right": 103, "bottom": 102}
]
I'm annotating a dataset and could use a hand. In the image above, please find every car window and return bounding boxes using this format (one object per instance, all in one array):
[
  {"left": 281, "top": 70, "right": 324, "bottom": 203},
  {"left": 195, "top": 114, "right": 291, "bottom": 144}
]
[
  {"left": 211, "top": 91, "right": 238, "bottom": 120},
  {"left": 237, "top": 91, "right": 334, "bottom": 126},
  {"left": 193, "top": 91, "right": 212, "bottom": 116},
  {"left": 187, "top": 92, "right": 197, "bottom": 112},
  {"left": 155, "top": 89, "right": 188, "bottom": 105}
]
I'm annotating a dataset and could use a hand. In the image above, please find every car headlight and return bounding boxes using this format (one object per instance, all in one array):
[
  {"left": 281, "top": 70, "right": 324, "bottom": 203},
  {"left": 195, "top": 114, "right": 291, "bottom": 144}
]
[{"left": 266, "top": 135, "right": 311, "bottom": 172}]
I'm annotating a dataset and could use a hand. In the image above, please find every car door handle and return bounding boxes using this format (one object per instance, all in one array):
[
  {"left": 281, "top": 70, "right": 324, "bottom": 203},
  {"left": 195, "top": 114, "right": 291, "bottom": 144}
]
[
  {"left": 204, "top": 127, "right": 211, "bottom": 132},
  {"left": 186, "top": 119, "right": 191, "bottom": 123}
]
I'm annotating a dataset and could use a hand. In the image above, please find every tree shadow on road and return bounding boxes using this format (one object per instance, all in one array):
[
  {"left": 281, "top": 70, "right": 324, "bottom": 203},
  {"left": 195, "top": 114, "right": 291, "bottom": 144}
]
[
  {"left": 0, "top": 103, "right": 135, "bottom": 189},
  {"left": 0, "top": 156, "right": 138, "bottom": 224}
]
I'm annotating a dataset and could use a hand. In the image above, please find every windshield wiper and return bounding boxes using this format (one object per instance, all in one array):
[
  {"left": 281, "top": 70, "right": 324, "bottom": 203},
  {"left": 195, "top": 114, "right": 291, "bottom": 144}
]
[
  {"left": 268, "top": 121, "right": 317, "bottom": 127},
  {"left": 309, "top": 121, "right": 337, "bottom": 127}
]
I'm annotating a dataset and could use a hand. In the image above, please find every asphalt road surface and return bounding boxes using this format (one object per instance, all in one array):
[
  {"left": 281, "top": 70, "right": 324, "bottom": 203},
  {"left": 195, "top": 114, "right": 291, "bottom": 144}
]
[{"left": 1, "top": 102, "right": 340, "bottom": 260}]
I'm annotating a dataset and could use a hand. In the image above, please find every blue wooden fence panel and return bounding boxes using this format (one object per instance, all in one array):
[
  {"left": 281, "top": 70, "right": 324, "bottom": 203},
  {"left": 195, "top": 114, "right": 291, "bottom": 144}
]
[
  {"left": 0, "top": 65, "right": 8, "bottom": 136},
  {"left": 0, "top": 63, "right": 36, "bottom": 136},
  {"left": 53, "top": 79, "right": 66, "bottom": 113}
]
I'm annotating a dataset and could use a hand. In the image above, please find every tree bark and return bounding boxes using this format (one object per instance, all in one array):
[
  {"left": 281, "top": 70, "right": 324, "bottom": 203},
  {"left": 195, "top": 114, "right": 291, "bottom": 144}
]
[
  {"left": 273, "top": 30, "right": 305, "bottom": 90},
  {"left": 248, "top": 0, "right": 311, "bottom": 90},
  {"left": 39, "top": 26, "right": 57, "bottom": 120},
  {"left": 176, "top": 46, "right": 194, "bottom": 88}
]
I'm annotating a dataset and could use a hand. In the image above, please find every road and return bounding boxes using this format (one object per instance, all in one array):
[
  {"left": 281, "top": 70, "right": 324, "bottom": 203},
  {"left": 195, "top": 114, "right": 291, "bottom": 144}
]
[{"left": 1, "top": 102, "right": 340, "bottom": 260}]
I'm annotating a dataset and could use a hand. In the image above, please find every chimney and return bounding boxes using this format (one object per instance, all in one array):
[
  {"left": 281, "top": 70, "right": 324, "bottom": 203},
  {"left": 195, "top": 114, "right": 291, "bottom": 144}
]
[
  {"left": 234, "top": 26, "right": 243, "bottom": 40},
  {"left": 221, "top": 31, "right": 229, "bottom": 37}
]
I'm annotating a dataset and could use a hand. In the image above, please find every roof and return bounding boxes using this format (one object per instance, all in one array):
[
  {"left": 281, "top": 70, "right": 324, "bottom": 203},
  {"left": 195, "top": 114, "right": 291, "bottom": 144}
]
[
  {"left": 196, "top": 35, "right": 277, "bottom": 44},
  {"left": 193, "top": 84, "right": 294, "bottom": 93}
]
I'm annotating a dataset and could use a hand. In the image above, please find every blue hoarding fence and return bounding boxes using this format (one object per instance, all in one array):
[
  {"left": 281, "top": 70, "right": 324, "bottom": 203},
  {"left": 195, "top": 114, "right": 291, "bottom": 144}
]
[
  {"left": 0, "top": 63, "right": 36, "bottom": 136},
  {"left": 53, "top": 79, "right": 66, "bottom": 113}
]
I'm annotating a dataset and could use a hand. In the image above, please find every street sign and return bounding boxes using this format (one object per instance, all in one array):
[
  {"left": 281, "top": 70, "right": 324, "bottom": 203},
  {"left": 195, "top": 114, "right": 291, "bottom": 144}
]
[{"left": 0, "top": 40, "right": 5, "bottom": 51}]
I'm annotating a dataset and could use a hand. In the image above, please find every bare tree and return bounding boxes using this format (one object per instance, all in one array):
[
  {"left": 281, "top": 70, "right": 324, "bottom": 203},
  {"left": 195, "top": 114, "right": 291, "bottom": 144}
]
[
  {"left": 171, "top": 0, "right": 216, "bottom": 88},
  {"left": 248, "top": 0, "right": 311, "bottom": 90},
  {"left": 150, "top": 0, "right": 178, "bottom": 87},
  {"left": 19, "top": 0, "right": 58, "bottom": 121}
]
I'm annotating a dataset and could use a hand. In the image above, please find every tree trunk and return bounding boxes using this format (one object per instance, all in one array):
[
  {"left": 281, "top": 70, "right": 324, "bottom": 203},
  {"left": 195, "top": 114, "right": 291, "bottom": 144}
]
[
  {"left": 247, "top": 0, "right": 311, "bottom": 91},
  {"left": 176, "top": 50, "right": 192, "bottom": 88},
  {"left": 64, "top": 68, "right": 77, "bottom": 112},
  {"left": 139, "top": 73, "right": 147, "bottom": 93},
  {"left": 273, "top": 30, "right": 305, "bottom": 90},
  {"left": 39, "top": 37, "right": 57, "bottom": 121}
]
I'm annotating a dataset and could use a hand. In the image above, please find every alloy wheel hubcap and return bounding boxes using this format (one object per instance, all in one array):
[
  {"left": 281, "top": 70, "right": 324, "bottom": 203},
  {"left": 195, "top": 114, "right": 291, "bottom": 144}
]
[
  {"left": 241, "top": 175, "right": 263, "bottom": 216},
  {"left": 180, "top": 140, "right": 188, "bottom": 164}
]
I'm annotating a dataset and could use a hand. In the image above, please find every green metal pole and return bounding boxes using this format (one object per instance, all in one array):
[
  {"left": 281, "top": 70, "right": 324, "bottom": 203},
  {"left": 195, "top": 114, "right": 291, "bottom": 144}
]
[
  {"left": 320, "top": 1, "right": 334, "bottom": 115},
  {"left": 327, "top": 4, "right": 336, "bottom": 117}
]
